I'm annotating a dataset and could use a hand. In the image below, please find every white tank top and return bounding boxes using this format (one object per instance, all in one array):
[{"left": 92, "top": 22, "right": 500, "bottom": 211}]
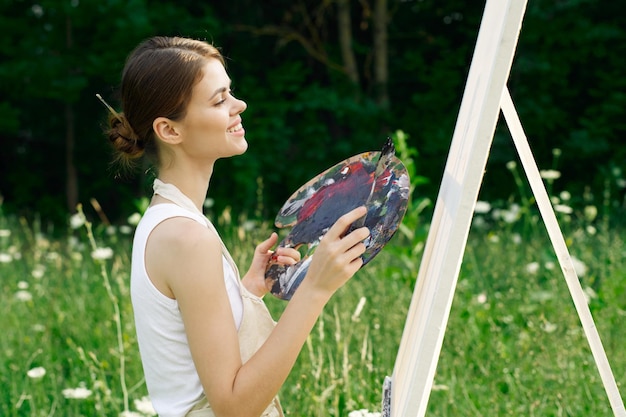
[{"left": 131, "top": 203, "right": 243, "bottom": 417}]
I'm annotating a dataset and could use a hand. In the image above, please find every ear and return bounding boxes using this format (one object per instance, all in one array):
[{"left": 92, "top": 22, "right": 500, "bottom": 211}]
[{"left": 153, "top": 117, "right": 182, "bottom": 145}]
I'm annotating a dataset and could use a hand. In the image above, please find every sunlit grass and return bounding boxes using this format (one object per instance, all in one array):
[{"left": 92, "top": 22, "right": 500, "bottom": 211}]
[{"left": 1, "top": 166, "right": 625, "bottom": 416}]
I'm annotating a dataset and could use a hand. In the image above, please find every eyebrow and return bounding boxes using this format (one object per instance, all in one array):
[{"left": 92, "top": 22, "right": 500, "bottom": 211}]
[
  {"left": 209, "top": 82, "right": 232, "bottom": 100},
  {"left": 210, "top": 87, "right": 227, "bottom": 99}
]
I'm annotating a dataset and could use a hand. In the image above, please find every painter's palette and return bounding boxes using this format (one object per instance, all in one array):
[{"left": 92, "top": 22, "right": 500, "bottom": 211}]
[{"left": 265, "top": 138, "right": 410, "bottom": 300}]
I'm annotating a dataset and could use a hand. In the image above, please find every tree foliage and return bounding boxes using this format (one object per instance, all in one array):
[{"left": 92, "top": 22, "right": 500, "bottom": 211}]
[{"left": 0, "top": 0, "right": 623, "bottom": 225}]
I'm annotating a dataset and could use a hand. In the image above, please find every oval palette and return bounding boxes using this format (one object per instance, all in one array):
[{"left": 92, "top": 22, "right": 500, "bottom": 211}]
[{"left": 265, "top": 138, "right": 410, "bottom": 300}]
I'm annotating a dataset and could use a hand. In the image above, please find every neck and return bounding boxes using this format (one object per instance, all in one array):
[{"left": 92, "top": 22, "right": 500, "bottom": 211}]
[{"left": 156, "top": 162, "right": 215, "bottom": 212}]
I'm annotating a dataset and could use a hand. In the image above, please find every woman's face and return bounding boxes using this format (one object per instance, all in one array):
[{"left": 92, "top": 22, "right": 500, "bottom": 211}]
[{"left": 176, "top": 58, "right": 248, "bottom": 161}]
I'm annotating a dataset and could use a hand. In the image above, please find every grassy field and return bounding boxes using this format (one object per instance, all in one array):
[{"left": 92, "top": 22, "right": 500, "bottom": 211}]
[{"left": 1, "top": 177, "right": 625, "bottom": 416}]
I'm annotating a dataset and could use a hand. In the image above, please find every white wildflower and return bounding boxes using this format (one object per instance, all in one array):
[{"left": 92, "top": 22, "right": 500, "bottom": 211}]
[
  {"left": 474, "top": 200, "right": 491, "bottom": 214},
  {"left": 15, "top": 290, "right": 33, "bottom": 302},
  {"left": 570, "top": 256, "right": 587, "bottom": 277},
  {"left": 506, "top": 160, "right": 517, "bottom": 170},
  {"left": 503, "top": 212, "right": 519, "bottom": 224},
  {"left": 476, "top": 293, "right": 487, "bottom": 304},
  {"left": 472, "top": 215, "right": 487, "bottom": 229},
  {"left": 0, "top": 229, "right": 11, "bottom": 237},
  {"left": 17, "top": 281, "right": 29, "bottom": 290},
  {"left": 501, "top": 204, "right": 520, "bottom": 223},
  {"left": 69, "top": 213, "right": 85, "bottom": 229},
  {"left": 127, "top": 212, "right": 142, "bottom": 226},
  {"left": 27, "top": 366, "right": 46, "bottom": 379},
  {"left": 488, "top": 234, "right": 500, "bottom": 243},
  {"left": 203, "top": 198, "right": 214, "bottom": 209},
  {"left": 119, "top": 225, "right": 132, "bottom": 235},
  {"left": 511, "top": 233, "right": 522, "bottom": 245},
  {"left": 106, "top": 226, "right": 117, "bottom": 236},
  {"left": 32, "top": 264, "right": 45, "bottom": 279},
  {"left": 46, "top": 252, "right": 60, "bottom": 261},
  {"left": 91, "top": 247, "right": 114, "bottom": 260},
  {"left": 586, "top": 225, "right": 597, "bottom": 235},
  {"left": 32, "top": 324, "right": 46, "bottom": 332},
  {"left": 544, "top": 261, "right": 555, "bottom": 270},
  {"left": 583, "top": 286, "right": 597, "bottom": 304},
  {"left": 540, "top": 169, "right": 561, "bottom": 180},
  {"left": 93, "top": 379, "right": 109, "bottom": 393},
  {"left": 242, "top": 220, "right": 256, "bottom": 232},
  {"left": 525, "top": 262, "right": 540, "bottom": 275},
  {"left": 0, "top": 252, "right": 12, "bottom": 263},
  {"left": 531, "top": 290, "right": 554, "bottom": 302},
  {"left": 501, "top": 315, "right": 514, "bottom": 323},
  {"left": 62, "top": 386, "right": 93, "bottom": 399},
  {"left": 559, "top": 190, "right": 571, "bottom": 201},
  {"left": 584, "top": 205, "right": 598, "bottom": 222},
  {"left": 541, "top": 321, "right": 558, "bottom": 333},
  {"left": 432, "top": 384, "right": 450, "bottom": 391},
  {"left": 554, "top": 204, "right": 573, "bottom": 214},
  {"left": 35, "top": 235, "right": 50, "bottom": 250},
  {"left": 133, "top": 396, "right": 157, "bottom": 416}
]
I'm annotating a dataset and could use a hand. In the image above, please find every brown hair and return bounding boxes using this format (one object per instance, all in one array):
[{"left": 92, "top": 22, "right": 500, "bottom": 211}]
[{"left": 104, "top": 36, "right": 224, "bottom": 168}]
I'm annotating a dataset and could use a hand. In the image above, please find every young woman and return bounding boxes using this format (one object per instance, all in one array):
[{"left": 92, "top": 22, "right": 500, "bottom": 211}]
[{"left": 102, "top": 36, "right": 370, "bottom": 417}]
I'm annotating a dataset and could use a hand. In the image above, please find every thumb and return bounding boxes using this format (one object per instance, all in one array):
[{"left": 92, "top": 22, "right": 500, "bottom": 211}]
[{"left": 257, "top": 232, "right": 278, "bottom": 253}]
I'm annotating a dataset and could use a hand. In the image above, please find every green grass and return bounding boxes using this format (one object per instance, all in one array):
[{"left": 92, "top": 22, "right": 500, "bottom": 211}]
[{"left": 1, "top": 194, "right": 625, "bottom": 416}]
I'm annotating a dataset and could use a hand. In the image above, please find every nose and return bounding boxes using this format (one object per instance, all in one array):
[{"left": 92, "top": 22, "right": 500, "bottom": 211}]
[{"left": 232, "top": 97, "right": 247, "bottom": 115}]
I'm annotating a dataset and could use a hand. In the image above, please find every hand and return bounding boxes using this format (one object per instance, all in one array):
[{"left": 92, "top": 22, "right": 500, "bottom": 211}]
[
  {"left": 302, "top": 206, "right": 370, "bottom": 298},
  {"left": 242, "top": 232, "right": 301, "bottom": 297}
]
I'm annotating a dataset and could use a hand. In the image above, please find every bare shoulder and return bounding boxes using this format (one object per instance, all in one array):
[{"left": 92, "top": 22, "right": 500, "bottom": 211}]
[
  {"left": 145, "top": 216, "right": 223, "bottom": 298},
  {"left": 150, "top": 215, "right": 219, "bottom": 252}
]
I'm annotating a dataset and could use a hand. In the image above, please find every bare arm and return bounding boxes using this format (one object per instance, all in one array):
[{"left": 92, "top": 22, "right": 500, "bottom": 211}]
[{"left": 153, "top": 207, "right": 369, "bottom": 417}]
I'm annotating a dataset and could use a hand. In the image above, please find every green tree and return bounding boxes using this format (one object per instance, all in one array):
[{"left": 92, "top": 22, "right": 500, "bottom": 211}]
[
  {"left": 0, "top": 0, "right": 624, "bottom": 224},
  {"left": 0, "top": 0, "right": 219, "bottom": 223}
]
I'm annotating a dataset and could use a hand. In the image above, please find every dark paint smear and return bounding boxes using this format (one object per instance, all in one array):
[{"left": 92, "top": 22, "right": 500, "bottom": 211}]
[{"left": 265, "top": 142, "right": 410, "bottom": 300}]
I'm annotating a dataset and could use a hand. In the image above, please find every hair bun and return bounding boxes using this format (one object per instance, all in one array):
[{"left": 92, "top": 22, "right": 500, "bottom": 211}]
[{"left": 107, "top": 113, "right": 144, "bottom": 159}]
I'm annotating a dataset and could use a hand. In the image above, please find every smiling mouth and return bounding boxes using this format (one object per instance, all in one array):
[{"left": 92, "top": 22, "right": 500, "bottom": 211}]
[{"left": 227, "top": 123, "right": 243, "bottom": 133}]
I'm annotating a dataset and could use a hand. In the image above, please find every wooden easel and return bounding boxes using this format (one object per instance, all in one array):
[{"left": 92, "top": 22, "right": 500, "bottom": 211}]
[{"left": 384, "top": 1, "right": 626, "bottom": 416}]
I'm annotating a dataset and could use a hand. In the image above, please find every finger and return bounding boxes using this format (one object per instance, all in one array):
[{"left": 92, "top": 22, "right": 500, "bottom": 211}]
[
  {"left": 257, "top": 232, "right": 278, "bottom": 253},
  {"left": 273, "top": 255, "right": 299, "bottom": 265},
  {"left": 276, "top": 246, "right": 301, "bottom": 262},
  {"left": 349, "top": 253, "right": 365, "bottom": 270},
  {"left": 341, "top": 226, "right": 370, "bottom": 249},
  {"left": 343, "top": 241, "right": 368, "bottom": 262},
  {"left": 325, "top": 206, "right": 368, "bottom": 240}
]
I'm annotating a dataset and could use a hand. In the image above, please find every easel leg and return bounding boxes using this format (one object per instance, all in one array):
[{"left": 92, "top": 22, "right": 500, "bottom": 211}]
[
  {"left": 501, "top": 87, "right": 626, "bottom": 416},
  {"left": 386, "top": 0, "right": 528, "bottom": 415}
]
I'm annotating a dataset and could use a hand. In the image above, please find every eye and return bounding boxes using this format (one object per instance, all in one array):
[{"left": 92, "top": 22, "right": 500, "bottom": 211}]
[
  {"left": 215, "top": 93, "right": 228, "bottom": 105},
  {"left": 215, "top": 88, "right": 235, "bottom": 106}
]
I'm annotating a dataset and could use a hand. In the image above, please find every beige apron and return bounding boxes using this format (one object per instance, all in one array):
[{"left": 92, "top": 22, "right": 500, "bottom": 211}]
[{"left": 153, "top": 180, "right": 284, "bottom": 417}]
